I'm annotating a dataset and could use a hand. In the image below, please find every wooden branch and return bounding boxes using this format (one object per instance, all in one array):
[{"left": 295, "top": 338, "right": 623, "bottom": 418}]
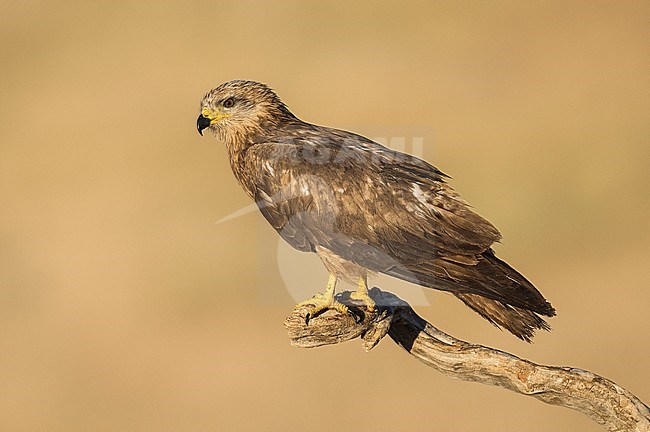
[{"left": 285, "top": 288, "right": 650, "bottom": 432}]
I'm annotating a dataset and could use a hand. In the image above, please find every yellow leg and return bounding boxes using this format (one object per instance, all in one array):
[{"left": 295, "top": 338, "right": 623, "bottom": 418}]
[
  {"left": 350, "top": 276, "right": 376, "bottom": 311},
  {"left": 295, "top": 274, "right": 349, "bottom": 322}
]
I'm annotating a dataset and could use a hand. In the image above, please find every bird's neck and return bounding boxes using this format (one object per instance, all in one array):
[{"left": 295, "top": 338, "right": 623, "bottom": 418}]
[
  {"left": 222, "top": 114, "right": 302, "bottom": 199},
  {"left": 224, "top": 134, "right": 258, "bottom": 200}
]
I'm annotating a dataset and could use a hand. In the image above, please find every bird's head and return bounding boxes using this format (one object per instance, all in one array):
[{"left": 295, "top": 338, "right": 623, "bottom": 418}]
[{"left": 197, "top": 80, "right": 294, "bottom": 141}]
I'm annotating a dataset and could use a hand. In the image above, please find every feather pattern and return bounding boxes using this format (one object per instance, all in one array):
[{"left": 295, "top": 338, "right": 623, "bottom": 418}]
[{"left": 199, "top": 80, "right": 555, "bottom": 340}]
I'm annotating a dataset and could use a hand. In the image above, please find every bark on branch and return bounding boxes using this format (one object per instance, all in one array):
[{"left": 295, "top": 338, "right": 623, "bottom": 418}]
[{"left": 285, "top": 288, "right": 649, "bottom": 432}]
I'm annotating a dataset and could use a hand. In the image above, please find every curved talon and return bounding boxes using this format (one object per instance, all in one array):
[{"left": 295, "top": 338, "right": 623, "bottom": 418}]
[
  {"left": 296, "top": 296, "right": 349, "bottom": 325},
  {"left": 295, "top": 274, "right": 346, "bottom": 325},
  {"left": 349, "top": 308, "right": 363, "bottom": 323},
  {"left": 297, "top": 295, "right": 367, "bottom": 325}
]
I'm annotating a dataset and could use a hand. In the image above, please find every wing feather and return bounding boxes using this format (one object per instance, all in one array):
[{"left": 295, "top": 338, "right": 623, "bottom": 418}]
[{"left": 245, "top": 130, "right": 553, "bottom": 316}]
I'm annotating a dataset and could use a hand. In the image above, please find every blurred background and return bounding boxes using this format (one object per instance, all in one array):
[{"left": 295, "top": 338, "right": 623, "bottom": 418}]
[{"left": 1, "top": 1, "right": 648, "bottom": 431}]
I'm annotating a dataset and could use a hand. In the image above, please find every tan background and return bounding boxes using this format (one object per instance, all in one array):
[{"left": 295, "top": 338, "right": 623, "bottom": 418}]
[{"left": 1, "top": 1, "right": 648, "bottom": 431}]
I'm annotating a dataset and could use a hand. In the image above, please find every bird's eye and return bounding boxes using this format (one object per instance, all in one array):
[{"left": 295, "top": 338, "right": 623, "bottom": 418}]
[{"left": 223, "top": 97, "right": 235, "bottom": 108}]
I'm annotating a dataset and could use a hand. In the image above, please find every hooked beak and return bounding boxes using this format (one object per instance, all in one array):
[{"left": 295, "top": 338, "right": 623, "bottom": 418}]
[{"left": 197, "top": 114, "right": 211, "bottom": 136}]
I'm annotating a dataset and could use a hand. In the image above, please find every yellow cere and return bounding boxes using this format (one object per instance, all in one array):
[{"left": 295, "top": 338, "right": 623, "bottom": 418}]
[{"left": 201, "top": 107, "right": 230, "bottom": 124}]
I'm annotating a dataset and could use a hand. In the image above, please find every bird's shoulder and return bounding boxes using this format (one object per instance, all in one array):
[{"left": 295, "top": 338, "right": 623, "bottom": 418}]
[{"left": 245, "top": 122, "right": 449, "bottom": 186}]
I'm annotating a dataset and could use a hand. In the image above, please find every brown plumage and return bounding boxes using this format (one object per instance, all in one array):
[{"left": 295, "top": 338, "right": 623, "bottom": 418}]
[{"left": 197, "top": 80, "right": 555, "bottom": 341}]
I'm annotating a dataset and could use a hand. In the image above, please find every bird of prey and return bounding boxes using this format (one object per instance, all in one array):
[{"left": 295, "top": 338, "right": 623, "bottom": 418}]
[{"left": 197, "top": 80, "right": 555, "bottom": 341}]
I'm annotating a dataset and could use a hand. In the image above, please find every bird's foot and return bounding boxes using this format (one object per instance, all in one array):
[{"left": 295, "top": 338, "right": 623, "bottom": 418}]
[
  {"left": 350, "top": 289, "right": 376, "bottom": 311},
  {"left": 295, "top": 292, "right": 350, "bottom": 325}
]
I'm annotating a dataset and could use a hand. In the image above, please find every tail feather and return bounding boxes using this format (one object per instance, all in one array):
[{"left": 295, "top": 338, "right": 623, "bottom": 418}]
[
  {"left": 385, "top": 248, "right": 555, "bottom": 341},
  {"left": 480, "top": 249, "right": 555, "bottom": 317},
  {"left": 454, "top": 293, "right": 551, "bottom": 342}
]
